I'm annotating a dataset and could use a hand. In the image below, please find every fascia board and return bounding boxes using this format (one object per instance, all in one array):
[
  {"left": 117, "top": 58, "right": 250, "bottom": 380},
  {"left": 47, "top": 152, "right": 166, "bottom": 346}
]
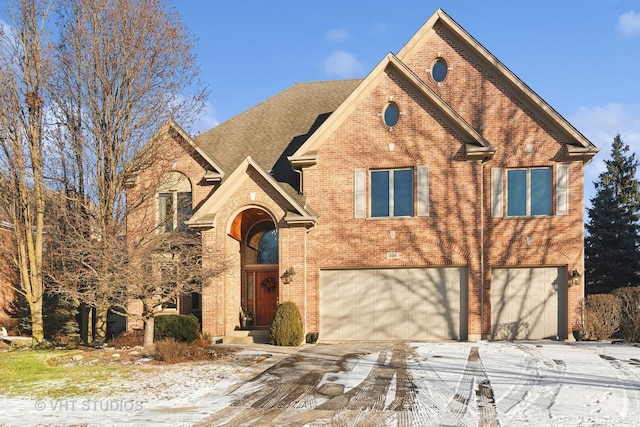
[{"left": 164, "top": 119, "right": 227, "bottom": 177}]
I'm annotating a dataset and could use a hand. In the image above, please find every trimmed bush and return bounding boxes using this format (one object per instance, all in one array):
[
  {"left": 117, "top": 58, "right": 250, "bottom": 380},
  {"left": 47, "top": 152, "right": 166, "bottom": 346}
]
[
  {"left": 269, "top": 302, "right": 304, "bottom": 346},
  {"left": 584, "top": 294, "right": 620, "bottom": 340},
  {"left": 154, "top": 314, "right": 200, "bottom": 343},
  {"left": 614, "top": 287, "right": 640, "bottom": 343}
]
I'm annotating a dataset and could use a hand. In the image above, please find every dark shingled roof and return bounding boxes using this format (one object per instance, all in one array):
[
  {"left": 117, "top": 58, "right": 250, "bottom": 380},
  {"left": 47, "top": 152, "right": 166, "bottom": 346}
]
[{"left": 194, "top": 79, "right": 362, "bottom": 188}]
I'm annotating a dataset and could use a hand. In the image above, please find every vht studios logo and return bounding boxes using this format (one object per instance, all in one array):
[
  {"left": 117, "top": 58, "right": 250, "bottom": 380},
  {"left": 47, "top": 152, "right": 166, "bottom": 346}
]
[{"left": 35, "top": 399, "right": 143, "bottom": 412}]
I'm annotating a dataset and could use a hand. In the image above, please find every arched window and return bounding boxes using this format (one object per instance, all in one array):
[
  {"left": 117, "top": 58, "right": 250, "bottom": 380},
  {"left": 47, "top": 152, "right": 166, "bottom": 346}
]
[
  {"left": 157, "top": 172, "right": 192, "bottom": 233},
  {"left": 257, "top": 229, "right": 278, "bottom": 264}
]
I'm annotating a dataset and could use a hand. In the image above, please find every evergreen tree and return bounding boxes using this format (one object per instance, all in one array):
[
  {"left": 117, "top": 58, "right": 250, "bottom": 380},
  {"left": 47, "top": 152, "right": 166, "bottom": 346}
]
[{"left": 585, "top": 134, "right": 640, "bottom": 293}]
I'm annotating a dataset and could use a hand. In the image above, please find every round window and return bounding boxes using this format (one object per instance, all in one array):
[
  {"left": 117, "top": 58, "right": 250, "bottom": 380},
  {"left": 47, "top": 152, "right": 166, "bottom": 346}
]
[
  {"left": 432, "top": 58, "right": 447, "bottom": 82},
  {"left": 383, "top": 102, "right": 399, "bottom": 127}
]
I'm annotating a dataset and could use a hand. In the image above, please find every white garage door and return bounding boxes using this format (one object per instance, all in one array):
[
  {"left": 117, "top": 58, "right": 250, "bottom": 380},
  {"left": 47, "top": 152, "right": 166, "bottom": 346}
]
[
  {"left": 320, "top": 267, "right": 467, "bottom": 341},
  {"left": 491, "top": 267, "right": 567, "bottom": 340}
]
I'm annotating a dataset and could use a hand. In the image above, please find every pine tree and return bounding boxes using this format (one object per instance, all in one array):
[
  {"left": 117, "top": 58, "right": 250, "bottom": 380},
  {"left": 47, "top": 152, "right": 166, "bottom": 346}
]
[{"left": 585, "top": 134, "right": 640, "bottom": 293}]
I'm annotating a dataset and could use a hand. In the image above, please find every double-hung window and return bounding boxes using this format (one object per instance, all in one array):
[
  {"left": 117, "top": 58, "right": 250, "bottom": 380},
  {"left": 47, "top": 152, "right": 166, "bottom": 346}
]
[
  {"left": 157, "top": 172, "right": 192, "bottom": 233},
  {"left": 158, "top": 191, "right": 192, "bottom": 232},
  {"left": 371, "top": 168, "right": 414, "bottom": 217},
  {"left": 354, "top": 166, "right": 428, "bottom": 219},
  {"left": 507, "top": 167, "right": 551, "bottom": 216}
]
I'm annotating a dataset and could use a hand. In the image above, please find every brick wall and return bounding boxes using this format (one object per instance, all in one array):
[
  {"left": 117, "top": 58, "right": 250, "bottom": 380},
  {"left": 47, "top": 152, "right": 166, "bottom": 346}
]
[{"left": 298, "top": 24, "right": 586, "bottom": 339}]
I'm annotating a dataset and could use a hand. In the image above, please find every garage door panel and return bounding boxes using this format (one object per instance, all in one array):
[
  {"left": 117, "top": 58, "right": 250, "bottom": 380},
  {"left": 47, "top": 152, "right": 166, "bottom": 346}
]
[
  {"left": 321, "top": 267, "right": 466, "bottom": 341},
  {"left": 492, "top": 267, "right": 566, "bottom": 340}
]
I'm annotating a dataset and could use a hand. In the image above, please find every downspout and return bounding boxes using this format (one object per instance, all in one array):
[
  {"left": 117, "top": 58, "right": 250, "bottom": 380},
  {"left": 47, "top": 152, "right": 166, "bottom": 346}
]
[
  {"left": 479, "top": 157, "right": 490, "bottom": 341},
  {"left": 294, "top": 169, "right": 304, "bottom": 195},
  {"left": 294, "top": 166, "right": 307, "bottom": 335}
]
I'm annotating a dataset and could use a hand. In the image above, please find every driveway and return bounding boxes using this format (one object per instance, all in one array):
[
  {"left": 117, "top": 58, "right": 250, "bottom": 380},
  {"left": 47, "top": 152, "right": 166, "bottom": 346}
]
[
  {"left": 198, "top": 341, "right": 640, "bottom": 427},
  {"left": 3, "top": 341, "right": 640, "bottom": 426}
]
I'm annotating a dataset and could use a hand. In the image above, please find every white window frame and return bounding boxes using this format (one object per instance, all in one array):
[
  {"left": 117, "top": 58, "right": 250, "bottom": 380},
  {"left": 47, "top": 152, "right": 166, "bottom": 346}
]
[
  {"left": 354, "top": 166, "right": 428, "bottom": 218},
  {"left": 506, "top": 167, "right": 552, "bottom": 217},
  {"left": 369, "top": 168, "right": 414, "bottom": 218}
]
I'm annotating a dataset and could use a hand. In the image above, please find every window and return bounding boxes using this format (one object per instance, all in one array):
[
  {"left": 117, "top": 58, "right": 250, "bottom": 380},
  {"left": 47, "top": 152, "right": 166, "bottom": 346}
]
[
  {"left": 157, "top": 172, "right": 192, "bottom": 233},
  {"left": 257, "top": 229, "right": 278, "bottom": 264},
  {"left": 355, "top": 167, "right": 428, "bottom": 218},
  {"left": 191, "top": 292, "right": 201, "bottom": 310},
  {"left": 383, "top": 102, "right": 399, "bottom": 127},
  {"left": 507, "top": 168, "right": 551, "bottom": 216},
  {"left": 432, "top": 58, "right": 448, "bottom": 82},
  {"left": 158, "top": 191, "right": 192, "bottom": 232},
  {"left": 371, "top": 169, "right": 414, "bottom": 217}
]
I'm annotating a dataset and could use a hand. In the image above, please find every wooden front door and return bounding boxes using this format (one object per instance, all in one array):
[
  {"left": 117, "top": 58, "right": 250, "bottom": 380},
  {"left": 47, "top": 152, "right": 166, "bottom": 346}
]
[{"left": 255, "top": 270, "right": 279, "bottom": 326}]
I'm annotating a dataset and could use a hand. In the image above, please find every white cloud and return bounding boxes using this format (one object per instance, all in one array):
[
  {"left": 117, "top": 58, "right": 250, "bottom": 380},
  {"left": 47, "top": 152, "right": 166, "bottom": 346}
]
[
  {"left": 617, "top": 10, "right": 640, "bottom": 36},
  {"left": 569, "top": 103, "right": 640, "bottom": 203},
  {"left": 323, "top": 50, "right": 365, "bottom": 78},
  {"left": 326, "top": 28, "right": 349, "bottom": 43},
  {"left": 190, "top": 100, "right": 219, "bottom": 135},
  {"left": 371, "top": 22, "right": 388, "bottom": 34}
]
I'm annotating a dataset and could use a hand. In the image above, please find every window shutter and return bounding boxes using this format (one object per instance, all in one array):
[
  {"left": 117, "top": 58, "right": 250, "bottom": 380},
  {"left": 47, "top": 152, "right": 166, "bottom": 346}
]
[
  {"left": 417, "top": 166, "right": 429, "bottom": 216},
  {"left": 491, "top": 168, "right": 503, "bottom": 218},
  {"left": 556, "top": 164, "right": 568, "bottom": 216},
  {"left": 354, "top": 168, "right": 366, "bottom": 218}
]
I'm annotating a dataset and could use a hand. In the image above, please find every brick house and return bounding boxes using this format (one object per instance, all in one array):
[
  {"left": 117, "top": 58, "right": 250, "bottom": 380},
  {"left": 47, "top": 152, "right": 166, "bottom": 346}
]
[{"left": 128, "top": 9, "right": 598, "bottom": 341}]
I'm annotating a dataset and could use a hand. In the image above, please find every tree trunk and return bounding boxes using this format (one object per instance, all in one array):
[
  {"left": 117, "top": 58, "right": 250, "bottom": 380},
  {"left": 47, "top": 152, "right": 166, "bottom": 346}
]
[
  {"left": 143, "top": 317, "right": 155, "bottom": 349},
  {"left": 29, "top": 297, "right": 44, "bottom": 345}
]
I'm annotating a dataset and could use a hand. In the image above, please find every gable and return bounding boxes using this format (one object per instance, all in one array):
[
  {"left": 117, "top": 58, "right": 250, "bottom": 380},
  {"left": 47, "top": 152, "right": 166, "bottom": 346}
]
[
  {"left": 291, "top": 9, "right": 597, "bottom": 167},
  {"left": 132, "top": 120, "right": 226, "bottom": 185},
  {"left": 396, "top": 9, "right": 597, "bottom": 159},
  {"left": 187, "top": 156, "right": 316, "bottom": 229},
  {"left": 290, "top": 52, "right": 495, "bottom": 167}
]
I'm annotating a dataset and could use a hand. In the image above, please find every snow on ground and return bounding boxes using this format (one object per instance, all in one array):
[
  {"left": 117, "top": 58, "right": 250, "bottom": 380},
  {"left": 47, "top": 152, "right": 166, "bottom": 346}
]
[{"left": 0, "top": 341, "right": 639, "bottom": 426}]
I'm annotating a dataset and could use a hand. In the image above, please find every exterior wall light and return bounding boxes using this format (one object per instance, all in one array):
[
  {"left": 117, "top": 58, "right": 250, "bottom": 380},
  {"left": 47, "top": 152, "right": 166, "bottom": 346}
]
[
  {"left": 568, "top": 270, "right": 581, "bottom": 287},
  {"left": 281, "top": 267, "right": 295, "bottom": 284}
]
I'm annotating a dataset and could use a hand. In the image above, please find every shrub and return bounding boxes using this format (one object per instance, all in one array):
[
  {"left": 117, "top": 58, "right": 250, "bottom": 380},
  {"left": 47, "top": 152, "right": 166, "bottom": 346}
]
[
  {"left": 154, "top": 339, "right": 195, "bottom": 363},
  {"left": 154, "top": 314, "right": 200, "bottom": 343},
  {"left": 108, "top": 330, "right": 143, "bottom": 348},
  {"left": 584, "top": 294, "right": 621, "bottom": 340},
  {"left": 269, "top": 302, "right": 303, "bottom": 346},
  {"left": 154, "top": 339, "right": 240, "bottom": 363},
  {"left": 614, "top": 287, "right": 640, "bottom": 343}
]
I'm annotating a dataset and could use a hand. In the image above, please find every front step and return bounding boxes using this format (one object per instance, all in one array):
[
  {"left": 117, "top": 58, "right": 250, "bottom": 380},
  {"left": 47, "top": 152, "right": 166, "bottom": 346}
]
[{"left": 224, "top": 329, "right": 269, "bottom": 344}]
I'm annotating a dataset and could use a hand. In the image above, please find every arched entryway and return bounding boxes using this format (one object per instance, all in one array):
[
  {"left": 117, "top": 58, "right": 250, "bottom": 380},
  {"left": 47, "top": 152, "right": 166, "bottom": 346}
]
[{"left": 231, "top": 207, "right": 279, "bottom": 328}]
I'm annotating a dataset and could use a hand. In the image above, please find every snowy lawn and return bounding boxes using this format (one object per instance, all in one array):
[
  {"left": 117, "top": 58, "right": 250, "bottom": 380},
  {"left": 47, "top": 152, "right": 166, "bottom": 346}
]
[{"left": 0, "top": 341, "right": 638, "bottom": 426}]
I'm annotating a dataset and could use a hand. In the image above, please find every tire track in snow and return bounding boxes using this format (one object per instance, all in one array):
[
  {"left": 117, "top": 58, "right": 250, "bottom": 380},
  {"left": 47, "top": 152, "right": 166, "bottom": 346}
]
[
  {"left": 430, "top": 346, "right": 500, "bottom": 427},
  {"left": 593, "top": 348, "right": 640, "bottom": 419},
  {"left": 497, "top": 344, "right": 566, "bottom": 424}
]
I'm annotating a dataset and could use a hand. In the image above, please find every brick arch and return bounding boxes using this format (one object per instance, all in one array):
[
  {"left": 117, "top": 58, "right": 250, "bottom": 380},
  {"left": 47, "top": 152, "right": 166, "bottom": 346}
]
[
  {"left": 361, "top": 144, "right": 425, "bottom": 165},
  {"left": 218, "top": 194, "right": 284, "bottom": 239},
  {"left": 156, "top": 170, "right": 193, "bottom": 192},
  {"left": 495, "top": 144, "right": 561, "bottom": 167},
  {"left": 489, "top": 240, "right": 576, "bottom": 267}
]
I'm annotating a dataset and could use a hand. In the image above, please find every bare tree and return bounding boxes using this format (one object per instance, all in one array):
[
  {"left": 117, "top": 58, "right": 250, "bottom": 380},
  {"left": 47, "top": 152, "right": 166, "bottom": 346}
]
[
  {"left": 0, "top": 0, "right": 52, "bottom": 345},
  {"left": 115, "top": 232, "right": 214, "bottom": 348},
  {"left": 47, "top": 0, "right": 207, "bottom": 342},
  {"left": 0, "top": 222, "right": 19, "bottom": 330}
]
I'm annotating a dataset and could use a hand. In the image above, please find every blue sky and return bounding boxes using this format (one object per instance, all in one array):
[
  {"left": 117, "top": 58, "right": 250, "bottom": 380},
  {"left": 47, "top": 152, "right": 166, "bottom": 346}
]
[
  {"left": 173, "top": 0, "right": 640, "bottom": 205},
  {"left": 1, "top": 1, "right": 638, "bottom": 204}
]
